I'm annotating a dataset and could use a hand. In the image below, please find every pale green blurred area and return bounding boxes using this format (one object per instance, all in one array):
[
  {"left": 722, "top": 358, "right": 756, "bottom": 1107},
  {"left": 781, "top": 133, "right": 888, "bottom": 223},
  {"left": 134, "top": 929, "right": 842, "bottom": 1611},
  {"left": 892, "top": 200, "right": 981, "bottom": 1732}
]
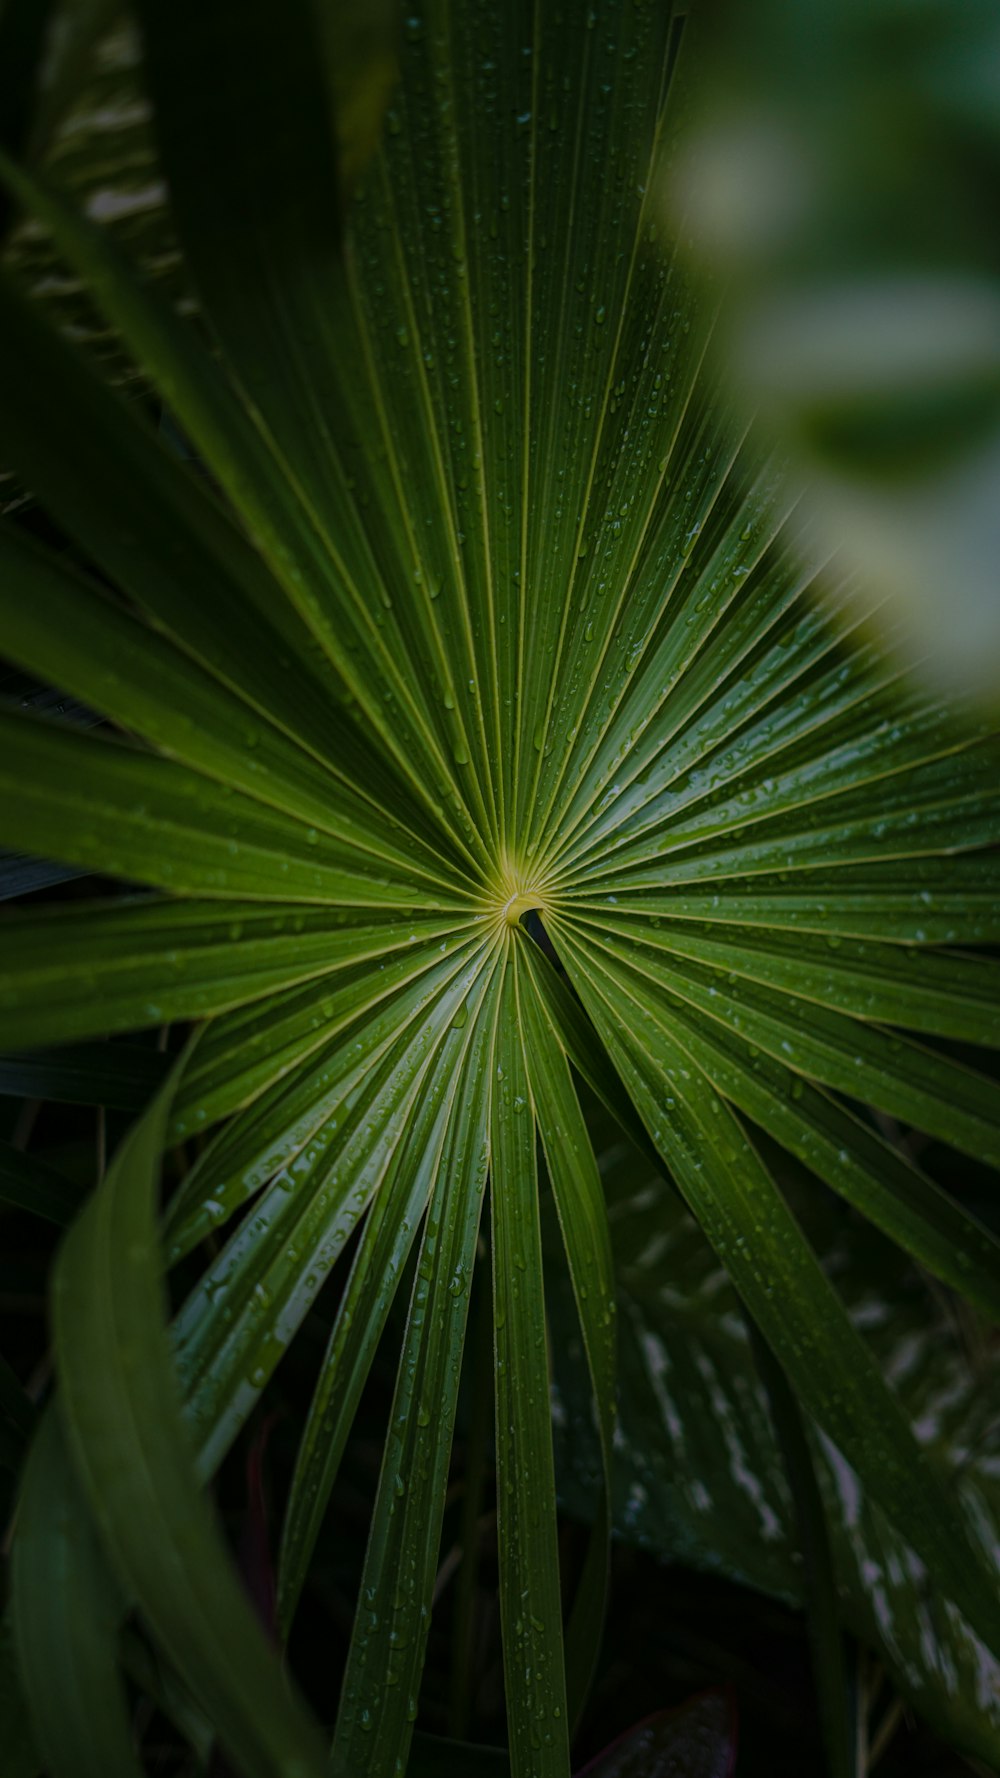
[{"left": 667, "top": 0, "right": 1000, "bottom": 710}]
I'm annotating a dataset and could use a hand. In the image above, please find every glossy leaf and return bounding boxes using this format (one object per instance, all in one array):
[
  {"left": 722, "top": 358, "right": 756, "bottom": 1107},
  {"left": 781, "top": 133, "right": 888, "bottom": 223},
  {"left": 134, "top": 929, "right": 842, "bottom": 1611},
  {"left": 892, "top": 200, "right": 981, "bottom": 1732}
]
[
  {"left": 329, "top": 957, "right": 500, "bottom": 1778},
  {"left": 552, "top": 920, "right": 1000, "bottom": 1655},
  {"left": 170, "top": 937, "right": 497, "bottom": 1485},
  {"left": 518, "top": 941, "right": 616, "bottom": 1725},
  {"left": 0, "top": 896, "right": 476, "bottom": 1049},
  {"left": 277, "top": 943, "right": 503, "bottom": 1632},
  {"left": 490, "top": 955, "right": 571, "bottom": 1778}
]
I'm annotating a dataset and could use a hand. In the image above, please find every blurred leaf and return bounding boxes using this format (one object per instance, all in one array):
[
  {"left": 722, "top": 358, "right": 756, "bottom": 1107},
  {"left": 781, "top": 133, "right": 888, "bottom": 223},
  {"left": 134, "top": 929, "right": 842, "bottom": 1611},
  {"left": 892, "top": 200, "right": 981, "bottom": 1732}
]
[
  {"left": 27, "top": 1, "right": 125, "bottom": 157},
  {"left": 12, "top": 1411, "right": 144, "bottom": 1778},
  {"left": 669, "top": 0, "right": 1000, "bottom": 707},
  {"left": 49, "top": 1048, "right": 329, "bottom": 1778},
  {"left": 317, "top": 0, "right": 398, "bottom": 197},
  {"left": 0, "top": 8, "right": 181, "bottom": 415},
  {"left": 0, "top": 1610, "right": 42, "bottom": 1778}
]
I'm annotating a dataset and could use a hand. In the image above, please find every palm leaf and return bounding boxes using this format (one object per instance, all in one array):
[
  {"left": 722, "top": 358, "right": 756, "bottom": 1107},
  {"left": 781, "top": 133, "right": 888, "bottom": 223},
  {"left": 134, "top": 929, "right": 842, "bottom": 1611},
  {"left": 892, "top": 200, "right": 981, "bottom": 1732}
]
[
  {"left": 329, "top": 958, "right": 500, "bottom": 1777},
  {"left": 517, "top": 942, "right": 616, "bottom": 1724},
  {"left": 489, "top": 958, "right": 570, "bottom": 1778},
  {"left": 2, "top": 1, "right": 999, "bottom": 1774}
]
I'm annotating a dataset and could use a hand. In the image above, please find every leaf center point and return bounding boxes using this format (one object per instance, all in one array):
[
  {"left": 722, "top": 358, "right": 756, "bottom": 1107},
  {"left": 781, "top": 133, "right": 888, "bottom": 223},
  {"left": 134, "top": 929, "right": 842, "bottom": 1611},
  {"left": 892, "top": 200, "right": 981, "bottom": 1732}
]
[{"left": 493, "top": 855, "right": 551, "bottom": 928}]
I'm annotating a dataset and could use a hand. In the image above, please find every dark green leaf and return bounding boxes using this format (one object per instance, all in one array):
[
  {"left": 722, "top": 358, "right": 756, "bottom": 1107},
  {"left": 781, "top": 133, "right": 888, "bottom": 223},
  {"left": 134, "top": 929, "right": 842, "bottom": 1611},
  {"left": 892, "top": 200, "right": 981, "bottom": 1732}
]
[
  {"left": 52, "top": 1050, "right": 328, "bottom": 1778},
  {"left": 12, "top": 1412, "right": 142, "bottom": 1778},
  {"left": 490, "top": 953, "right": 570, "bottom": 1778},
  {"left": 0, "top": 1041, "right": 169, "bottom": 1111}
]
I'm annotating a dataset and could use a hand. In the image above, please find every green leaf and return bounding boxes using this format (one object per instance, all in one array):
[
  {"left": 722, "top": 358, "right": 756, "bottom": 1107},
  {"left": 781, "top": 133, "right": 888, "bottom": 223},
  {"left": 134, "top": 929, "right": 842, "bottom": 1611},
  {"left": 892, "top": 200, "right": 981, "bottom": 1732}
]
[
  {"left": 0, "top": 524, "right": 468, "bottom": 902},
  {"left": 0, "top": 269, "right": 346, "bottom": 759},
  {"left": 165, "top": 922, "right": 487, "bottom": 1173},
  {"left": 596, "top": 855, "right": 1000, "bottom": 945},
  {"left": 573, "top": 922, "right": 1000, "bottom": 1168},
  {"left": 517, "top": 940, "right": 668, "bottom": 1185},
  {"left": 0, "top": 895, "right": 476, "bottom": 1049},
  {"left": 585, "top": 908, "right": 1000, "bottom": 1045},
  {"left": 0, "top": 709, "right": 459, "bottom": 909},
  {"left": 490, "top": 952, "right": 571, "bottom": 1778},
  {"left": 135, "top": 0, "right": 495, "bottom": 863},
  {"left": 11, "top": 1411, "right": 142, "bottom": 1778},
  {"left": 552, "top": 921, "right": 1000, "bottom": 1658},
  {"left": 330, "top": 949, "right": 501, "bottom": 1778},
  {"left": 672, "top": 0, "right": 1000, "bottom": 708},
  {"left": 517, "top": 938, "right": 616, "bottom": 1727},
  {"left": 51, "top": 1046, "right": 328, "bottom": 1778},
  {"left": 553, "top": 913, "right": 1000, "bottom": 1319},
  {"left": 174, "top": 933, "right": 496, "bottom": 1476},
  {"left": 276, "top": 946, "right": 504, "bottom": 1632}
]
